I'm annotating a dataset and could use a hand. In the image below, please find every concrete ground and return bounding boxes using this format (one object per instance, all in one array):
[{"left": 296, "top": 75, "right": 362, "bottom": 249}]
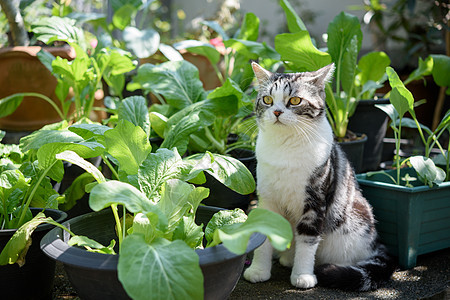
[{"left": 230, "top": 248, "right": 450, "bottom": 300}]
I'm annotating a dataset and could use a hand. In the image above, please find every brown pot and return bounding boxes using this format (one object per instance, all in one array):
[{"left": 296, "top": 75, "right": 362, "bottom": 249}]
[{"left": 0, "top": 46, "right": 76, "bottom": 131}]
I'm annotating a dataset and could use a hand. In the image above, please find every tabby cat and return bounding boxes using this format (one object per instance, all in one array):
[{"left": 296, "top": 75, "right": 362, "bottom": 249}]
[{"left": 243, "top": 62, "right": 395, "bottom": 291}]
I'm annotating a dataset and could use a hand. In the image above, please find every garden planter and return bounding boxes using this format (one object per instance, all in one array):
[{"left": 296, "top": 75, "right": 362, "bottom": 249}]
[
  {"left": 338, "top": 133, "right": 367, "bottom": 174},
  {"left": 348, "top": 98, "right": 389, "bottom": 171},
  {"left": 41, "top": 206, "right": 265, "bottom": 300},
  {"left": 0, "top": 208, "right": 67, "bottom": 300},
  {"left": 0, "top": 46, "right": 75, "bottom": 131},
  {"left": 357, "top": 169, "right": 450, "bottom": 269}
]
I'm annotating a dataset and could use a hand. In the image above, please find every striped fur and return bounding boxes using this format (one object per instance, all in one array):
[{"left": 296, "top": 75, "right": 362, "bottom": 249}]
[{"left": 243, "top": 63, "right": 395, "bottom": 292}]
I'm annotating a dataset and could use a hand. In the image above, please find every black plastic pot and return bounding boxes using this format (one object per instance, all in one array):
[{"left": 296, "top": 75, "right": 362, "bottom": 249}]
[
  {"left": 41, "top": 206, "right": 265, "bottom": 300},
  {"left": 338, "top": 134, "right": 368, "bottom": 174},
  {"left": 0, "top": 208, "right": 67, "bottom": 300},
  {"left": 348, "top": 98, "right": 389, "bottom": 172}
]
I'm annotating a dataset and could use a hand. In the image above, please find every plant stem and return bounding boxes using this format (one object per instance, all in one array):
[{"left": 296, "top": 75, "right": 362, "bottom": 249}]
[
  {"left": 17, "top": 162, "right": 56, "bottom": 227},
  {"left": 14, "top": 93, "right": 66, "bottom": 121},
  {"left": 396, "top": 119, "right": 402, "bottom": 185},
  {"left": 111, "top": 204, "right": 123, "bottom": 250},
  {"left": 102, "top": 155, "right": 119, "bottom": 180},
  {"left": 205, "top": 127, "right": 225, "bottom": 154}
]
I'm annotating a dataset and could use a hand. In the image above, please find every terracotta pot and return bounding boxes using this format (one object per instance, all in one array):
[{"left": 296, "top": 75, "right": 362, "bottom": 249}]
[{"left": 0, "top": 46, "right": 75, "bottom": 131}]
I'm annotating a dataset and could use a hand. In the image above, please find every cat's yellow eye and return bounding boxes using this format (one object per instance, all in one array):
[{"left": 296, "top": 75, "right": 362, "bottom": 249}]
[
  {"left": 262, "top": 96, "right": 273, "bottom": 105},
  {"left": 289, "top": 97, "right": 302, "bottom": 106}
]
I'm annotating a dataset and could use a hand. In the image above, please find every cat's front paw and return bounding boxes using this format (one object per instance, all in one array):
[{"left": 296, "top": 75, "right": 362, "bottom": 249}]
[
  {"left": 243, "top": 266, "right": 271, "bottom": 283},
  {"left": 290, "top": 273, "right": 317, "bottom": 289}
]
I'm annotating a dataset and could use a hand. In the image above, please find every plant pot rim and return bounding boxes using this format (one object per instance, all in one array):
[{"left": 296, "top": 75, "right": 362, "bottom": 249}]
[
  {"left": 336, "top": 133, "right": 368, "bottom": 144},
  {"left": 358, "top": 98, "right": 390, "bottom": 105},
  {"left": 357, "top": 171, "right": 450, "bottom": 193},
  {"left": 0, "top": 208, "right": 67, "bottom": 236},
  {"left": 0, "top": 45, "right": 75, "bottom": 59},
  {"left": 40, "top": 208, "right": 266, "bottom": 271}
]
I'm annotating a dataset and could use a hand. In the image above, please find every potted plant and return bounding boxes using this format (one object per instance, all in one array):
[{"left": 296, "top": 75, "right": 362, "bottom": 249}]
[
  {"left": 11, "top": 113, "right": 293, "bottom": 299},
  {"left": 0, "top": 131, "right": 67, "bottom": 299},
  {"left": 0, "top": 0, "right": 76, "bottom": 134},
  {"left": 356, "top": 65, "right": 450, "bottom": 269},
  {"left": 0, "top": 16, "right": 136, "bottom": 128}
]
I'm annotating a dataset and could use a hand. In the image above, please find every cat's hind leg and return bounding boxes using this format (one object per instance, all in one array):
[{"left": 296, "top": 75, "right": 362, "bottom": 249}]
[
  {"left": 279, "top": 243, "right": 295, "bottom": 268},
  {"left": 243, "top": 239, "right": 273, "bottom": 283}
]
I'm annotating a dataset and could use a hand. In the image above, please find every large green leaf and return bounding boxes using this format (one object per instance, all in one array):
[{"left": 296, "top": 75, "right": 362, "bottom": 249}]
[
  {"left": 157, "top": 179, "right": 208, "bottom": 232},
  {"left": 410, "top": 156, "right": 446, "bottom": 187},
  {"left": 128, "top": 61, "right": 206, "bottom": 109},
  {"left": 161, "top": 106, "right": 215, "bottom": 155},
  {"left": 123, "top": 27, "right": 160, "bottom": 59},
  {"left": 0, "top": 213, "right": 56, "bottom": 266},
  {"left": 340, "top": 35, "right": 359, "bottom": 94},
  {"left": 327, "top": 12, "right": 362, "bottom": 65},
  {"left": 118, "top": 236, "right": 203, "bottom": 300},
  {"left": 212, "top": 208, "right": 292, "bottom": 254},
  {"left": 238, "top": 13, "right": 260, "bottom": 41},
  {"left": 275, "top": 32, "right": 331, "bottom": 72},
  {"left": 31, "top": 16, "right": 86, "bottom": 50},
  {"left": 112, "top": 4, "right": 136, "bottom": 30},
  {"left": 118, "top": 96, "right": 150, "bottom": 136},
  {"left": 89, "top": 180, "right": 154, "bottom": 212},
  {"left": 205, "top": 208, "right": 247, "bottom": 245},
  {"left": 136, "top": 148, "right": 184, "bottom": 201},
  {"left": 105, "top": 120, "right": 152, "bottom": 175},
  {"left": 174, "top": 40, "right": 221, "bottom": 65},
  {"left": 386, "top": 67, "right": 415, "bottom": 117},
  {"left": 186, "top": 152, "right": 255, "bottom": 195},
  {"left": 55, "top": 150, "right": 106, "bottom": 184},
  {"left": 430, "top": 54, "right": 450, "bottom": 89},
  {"left": 358, "top": 51, "right": 390, "bottom": 86},
  {"left": 327, "top": 12, "right": 362, "bottom": 94},
  {"left": 20, "top": 128, "right": 82, "bottom": 152},
  {"left": 280, "top": 0, "right": 307, "bottom": 32}
]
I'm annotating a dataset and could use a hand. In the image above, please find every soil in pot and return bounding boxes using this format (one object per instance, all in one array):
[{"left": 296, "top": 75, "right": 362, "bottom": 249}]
[{"left": 0, "top": 208, "right": 67, "bottom": 300}]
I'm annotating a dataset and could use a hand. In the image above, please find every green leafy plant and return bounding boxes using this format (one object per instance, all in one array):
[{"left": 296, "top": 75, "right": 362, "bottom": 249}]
[
  {"left": 0, "top": 128, "right": 69, "bottom": 232},
  {"left": 374, "top": 65, "right": 449, "bottom": 187},
  {"left": 0, "top": 16, "right": 136, "bottom": 123},
  {"left": 128, "top": 59, "right": 256, "bottom": 155},
  {"left": 0, "top": 96, "right": 293, "bottom": 299}
]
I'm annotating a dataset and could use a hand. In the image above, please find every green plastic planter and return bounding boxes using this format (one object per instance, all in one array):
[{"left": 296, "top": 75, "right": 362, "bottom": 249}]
[{"left": 357, "top": 169, "right": 450, "bottom": 269}]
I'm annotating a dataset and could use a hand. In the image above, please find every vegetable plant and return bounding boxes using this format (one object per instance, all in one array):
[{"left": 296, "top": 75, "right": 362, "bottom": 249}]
[
  {"left": 0, "top": 16, "right": 136, "bottom": 123},
  {"left": 128, "top": 60, "right": 257, "bottom": 155},
  {"left": 373, "top": 65, "right": 450, "bottom": 187},
  {"left": 0, "top": 131, "right": 67, "bottom": 232},
  {"left": 0, "top": 96, "right": 293, "bottom": 300}
]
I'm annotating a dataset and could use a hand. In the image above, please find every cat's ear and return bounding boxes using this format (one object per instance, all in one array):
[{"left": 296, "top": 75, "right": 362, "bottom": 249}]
[
  {"left": 252, "top": 62, "right": 272, "bottom": 85},
  {"left": 307, "top": 63, "right": 335, "bottom": 86}
]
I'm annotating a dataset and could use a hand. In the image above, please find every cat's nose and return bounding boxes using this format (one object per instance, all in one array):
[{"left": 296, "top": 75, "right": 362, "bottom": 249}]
[{"left": 273, "top": 110, "right": 283, "bottom": 117}]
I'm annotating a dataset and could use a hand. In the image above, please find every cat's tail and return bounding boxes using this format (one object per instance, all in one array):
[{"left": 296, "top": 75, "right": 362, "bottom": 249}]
[{"left": 314, "top": 244, "right": 397, "bottom": 291}]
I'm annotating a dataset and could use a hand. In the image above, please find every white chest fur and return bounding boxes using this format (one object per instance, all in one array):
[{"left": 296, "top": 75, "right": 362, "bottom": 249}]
[{"left": 255, "top": 118, "right": 332, "bottom": 223}]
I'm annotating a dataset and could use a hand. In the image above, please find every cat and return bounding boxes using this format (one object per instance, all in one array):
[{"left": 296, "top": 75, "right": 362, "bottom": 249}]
[{"left": 243, "top": 62, "right": 396, "bottom": 291}]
